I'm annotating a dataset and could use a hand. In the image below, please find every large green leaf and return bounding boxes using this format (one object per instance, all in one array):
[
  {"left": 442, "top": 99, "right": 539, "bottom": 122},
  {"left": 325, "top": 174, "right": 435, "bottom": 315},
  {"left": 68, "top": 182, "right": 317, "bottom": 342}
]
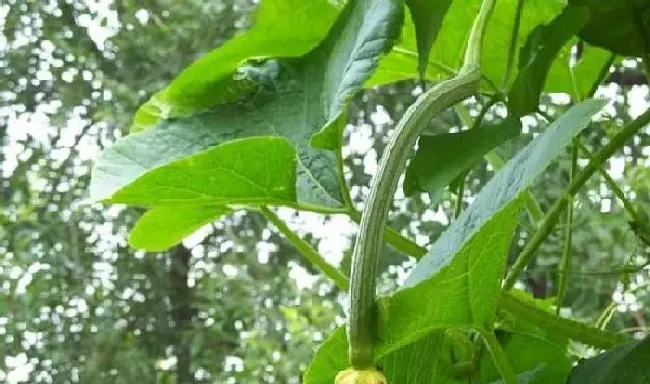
[
  {"left": 567, "top": 338, "right": 650, "bottom": 384},
  {"left": 569, "top": 0, "right": 650, "bottom": 57},
  {"left": 369, "top": 0, "right": 611, "bottom": 99},
  {"left": 480, "top": 332, "right": 571, "bottom": 384},
  {"left": 107, "top": 136, "right": 297, "bottom": 206},
  {"left": 403, "top": 117, "right": 520, "bottom": 198},
  {"left": 381, "top": 330, "right": 468, "bottom": 384},
  {"left": 369, "top": 0, "right": 564, "bottom": 87},
  {"left": 129, "top": 205, "right": 231, "bottom": 252},
  {"left": 131, "top": 0, "right": 342, "bottom": 132},
  {"left": 304, "top": 99, "right": 605, "bottom": 383},
  {"left": 304, "top": 205, "right": 521, "bottom": 384},
  {"left": 404, "top": 99, "right": 605, "bottom": 287},
  {"left": 91, "top": 0, "right": 405, "bottom": 209},
  {"left": 405, "top": 0, "right": 453, "bottom": 79},
  {"left": 508, "top": 6, "right": 590, "bottom": 117}
]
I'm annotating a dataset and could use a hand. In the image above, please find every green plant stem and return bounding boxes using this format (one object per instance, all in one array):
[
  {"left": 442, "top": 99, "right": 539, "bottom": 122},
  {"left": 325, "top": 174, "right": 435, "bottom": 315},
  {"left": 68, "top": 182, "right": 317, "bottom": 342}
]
[
  {"left": 501, "top": 0, "right": 525, "bottom": 89},
  {"left": 287, "top": 203, "right": 427, "bottom": 258},
  {"left": 480, "top": 330, "right": 517, "bottom": 384},
  {"left": 337, "top": 129, "right": 356, "bottom": 210},
  {"left": 348, "top": 209, "right": 427, "bottom": 259},
  {"left": 556, "top": 141, "right": 577, "bottom": 313},
  {"left": 596, "top": 302, "right": 617, "bottom": 330},
  {"left": 499, "top": 291, "right": 627, "bottom": 348},
  {"left": 587, "top": 54, "right": 616, "bottom": 98},
  {"left": 260, "top": 207, "right": 349, "bottom": 291},
  {"left": 346, "top": 0, "right": 496, "bottom": 368},
  {"left": 455, "top": 174, "right": 466, "bottom": 219},
  {"left": 503, "top": 107, "right": 650, "bottom": 289},
  {"left": 629, "top": 0, "right": 650, "bottom": 82},
  {"left": 576, "top": 140, "right": 643, "bottom": 224}
]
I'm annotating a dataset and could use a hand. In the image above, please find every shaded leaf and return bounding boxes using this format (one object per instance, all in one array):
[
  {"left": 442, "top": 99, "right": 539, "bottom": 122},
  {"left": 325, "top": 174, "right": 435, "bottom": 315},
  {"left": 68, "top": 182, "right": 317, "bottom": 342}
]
[
  {"left": 92, "top": 0, "right": 405, "bottom": 209},
  {"left": 129, "top": 205, "right": 231, "bottom": 252},
  {"left": 508, "top": 6, "right": 590, "bottom": 117},
  {"left": 381, "top": 330, "right": 467, "bottom": 384},
  {"left": 405, "top": 0, "right": 453, "bottom": 79},
  {"left": 567, "top": 337, "right": 650, "bottom": 384},
  {"left": 131, "top": 0, "right": 342, "bottom": 132},
  {"left": 304, "top": 100, "right": 605, "bottom": 383},
  {"left": 480, "top": 332, "right": 571, "bottom": 384},
  {"left": 569, "top": 0, "right": 650, "bottom": 57},
  {"left": 403, "top": 116, "right": 520, "bottom": 198},
  {"left": 108, "top": 136, "right": 298, "bottom": 206}
]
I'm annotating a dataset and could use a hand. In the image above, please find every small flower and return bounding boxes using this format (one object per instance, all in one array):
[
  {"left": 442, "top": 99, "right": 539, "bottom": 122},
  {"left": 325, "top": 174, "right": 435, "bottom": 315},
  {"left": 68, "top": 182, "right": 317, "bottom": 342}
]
[{"left": 335, "top": 367, "right": 388, "bottom": 384}]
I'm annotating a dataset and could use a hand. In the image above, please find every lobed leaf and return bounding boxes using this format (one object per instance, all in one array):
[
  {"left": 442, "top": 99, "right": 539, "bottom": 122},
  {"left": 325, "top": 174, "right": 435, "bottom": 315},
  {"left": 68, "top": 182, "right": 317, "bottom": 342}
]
[
  {"left": 92, "top": 0, "right": 406, "bottom": 210},
  {"left": 108, "top": 136, "right": 298, "bottom": 206},
  {"left": 130, "top": 0, "right": 342, "bottom": 132}
]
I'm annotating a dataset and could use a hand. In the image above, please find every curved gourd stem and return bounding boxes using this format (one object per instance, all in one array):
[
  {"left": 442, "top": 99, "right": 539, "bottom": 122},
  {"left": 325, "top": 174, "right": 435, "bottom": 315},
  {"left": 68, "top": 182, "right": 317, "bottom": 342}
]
[{"left": 347, "top": 0, "right": 496, "bottom": 368}]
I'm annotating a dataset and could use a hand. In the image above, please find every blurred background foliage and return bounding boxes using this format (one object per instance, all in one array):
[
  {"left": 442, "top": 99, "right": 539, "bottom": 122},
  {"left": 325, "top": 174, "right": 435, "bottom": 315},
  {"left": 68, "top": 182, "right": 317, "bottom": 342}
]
[{"left": 1, "top": 1, "right": 649, "bottom": 383}]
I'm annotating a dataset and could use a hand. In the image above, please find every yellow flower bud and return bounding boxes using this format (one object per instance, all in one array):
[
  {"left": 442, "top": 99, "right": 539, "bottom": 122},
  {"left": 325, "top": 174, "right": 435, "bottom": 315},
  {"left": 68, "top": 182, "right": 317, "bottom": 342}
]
[{"left": 334, "top": 368, "right": 388, "bottom": 384}]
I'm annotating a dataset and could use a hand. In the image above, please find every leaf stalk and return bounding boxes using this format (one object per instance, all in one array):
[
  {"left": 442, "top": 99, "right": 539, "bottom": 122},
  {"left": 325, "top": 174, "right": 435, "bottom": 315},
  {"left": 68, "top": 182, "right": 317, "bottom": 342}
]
[{"left": 503, "top": 107, "right": 650, "bottom": 289}]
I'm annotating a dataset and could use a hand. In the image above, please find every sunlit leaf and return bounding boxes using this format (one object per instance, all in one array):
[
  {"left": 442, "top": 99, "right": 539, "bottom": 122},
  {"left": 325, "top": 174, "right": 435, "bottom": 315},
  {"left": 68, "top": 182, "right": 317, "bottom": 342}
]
[
  {"left": 131, "top": 0, "right": 342, "bottom": 132},
  {"left": 107, "top": 136, "right": 297, "bottom": 206},
  {"left": 92, "top": 0, "right": 405, "bottom": 209},
  {"left": 129, "top": 205, "right": 231, "bottom": 252}
]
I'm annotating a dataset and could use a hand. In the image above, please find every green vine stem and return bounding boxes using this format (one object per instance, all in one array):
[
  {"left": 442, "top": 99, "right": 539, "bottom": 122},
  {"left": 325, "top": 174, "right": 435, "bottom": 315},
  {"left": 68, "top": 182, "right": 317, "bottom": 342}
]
[
  {"left": 587, "top": 54, "right": 616, "bottom": 98},
  {"left": 348, "top": 209, "right": 426, "bottom": 259},
  {"left": 260, "top": 206, "right": 350, "bottom": 291},
  {"left": 629, "top": 0, "right": 650, "bottom": 81},
  {"left": 556, "top": 141, "right": 577, "bottom": 313},
  {"left": 499, "top": 291, "right": 627, "bottom": 349},
  {"left": 347, "top": 0, "right": 496, "bottom": 369},
  {"left": 480, "top": 330, "right": 518, "bottom": 384},
  {"left": 501, "top": 0, "right": 525, "bottom": 89},
  {"left": 455, "top": 173, "right": 467, "bottom": 219},
  {"left": 575, "top": 140, "right": 644, "bottom": 224},
  {"left": 503, "top": 106, "right": 650, "bottom": 289}
]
